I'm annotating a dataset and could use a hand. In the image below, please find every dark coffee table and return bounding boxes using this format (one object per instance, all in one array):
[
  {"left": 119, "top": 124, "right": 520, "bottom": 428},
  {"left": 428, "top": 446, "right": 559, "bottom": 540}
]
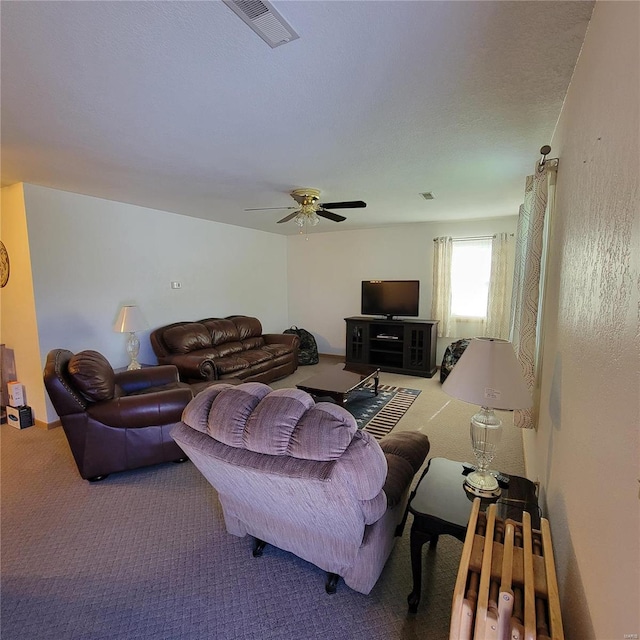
[
  {"left": 406, "top": 457, "right": 539, "bottom": 613},
  {"left": 296, "top": 363, "right": 380, "bottom": 405}
]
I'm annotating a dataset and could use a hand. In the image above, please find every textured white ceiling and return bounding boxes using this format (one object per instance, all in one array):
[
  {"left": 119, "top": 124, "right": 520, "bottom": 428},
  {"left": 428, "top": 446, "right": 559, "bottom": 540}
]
[{"left": 1, "top": 1, "right": 593, "bottom": 235}]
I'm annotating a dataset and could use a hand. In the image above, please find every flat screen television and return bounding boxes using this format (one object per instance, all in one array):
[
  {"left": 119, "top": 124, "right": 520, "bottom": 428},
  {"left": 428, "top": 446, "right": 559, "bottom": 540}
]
[{"left": 361, "top": 280, "right": 420, "bottom": 320}]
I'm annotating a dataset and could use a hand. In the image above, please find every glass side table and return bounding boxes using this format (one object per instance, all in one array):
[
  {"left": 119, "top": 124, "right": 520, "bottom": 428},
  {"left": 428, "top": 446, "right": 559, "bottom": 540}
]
[{"left": 406, "top": 457, "right": 539, "bottom": 613}]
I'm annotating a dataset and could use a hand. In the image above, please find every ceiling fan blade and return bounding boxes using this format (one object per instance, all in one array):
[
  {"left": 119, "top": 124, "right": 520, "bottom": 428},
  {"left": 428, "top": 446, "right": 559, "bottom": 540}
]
[
  {"left": 244, "top": 206, "right": 297, "bottom": 211},
  {"left": 319, "top": 200, "right": 366, "bottom": 210},
  {"left": 277, "top": 211, "right": 300, "bottom": 224},
  {"left": 317, "top": 209, "right": 346, "bottom": 223}
]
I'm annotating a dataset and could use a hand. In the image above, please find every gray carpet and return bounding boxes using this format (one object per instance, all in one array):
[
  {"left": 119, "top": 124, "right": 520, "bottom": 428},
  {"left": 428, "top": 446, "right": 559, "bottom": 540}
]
[{"left": 1, "top": 360, "right": 525, "bottom": 640}]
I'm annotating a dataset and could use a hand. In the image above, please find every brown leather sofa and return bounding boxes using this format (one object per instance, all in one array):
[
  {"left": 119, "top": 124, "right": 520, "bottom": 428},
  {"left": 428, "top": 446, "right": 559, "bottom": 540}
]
[
  {"left": 43, "top": 349, "right": 216, "bottom": 481},
  {"left": 150, "top": 315, "right": 299, "bottom": 384}
]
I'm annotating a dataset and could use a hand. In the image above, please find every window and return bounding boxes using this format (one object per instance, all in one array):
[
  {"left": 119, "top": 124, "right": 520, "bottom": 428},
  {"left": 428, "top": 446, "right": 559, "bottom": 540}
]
[
  {"left": 450, "top": 239, "right": 492, "bottom": 318},
  {"left": 431, "top": 234, "right": 513, "bottom": 339}
]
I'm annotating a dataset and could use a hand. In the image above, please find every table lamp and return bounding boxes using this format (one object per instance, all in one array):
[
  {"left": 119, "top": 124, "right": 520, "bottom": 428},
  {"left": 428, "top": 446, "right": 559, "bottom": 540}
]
[
  {"left": 441, "top": 337, "right": 531, "bottom": 497},
  {"left": 113, "top": 305, "right": 147, "bottom": 370}
]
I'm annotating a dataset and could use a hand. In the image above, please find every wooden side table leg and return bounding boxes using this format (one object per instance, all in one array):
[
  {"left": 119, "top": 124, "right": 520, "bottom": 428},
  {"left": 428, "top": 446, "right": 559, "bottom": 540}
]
[
  {"left": 407, "top": 525, "right": 432, "bottom": 613},
  {"left": 395, "top": 502, "right": 411, "bottom": 537}
]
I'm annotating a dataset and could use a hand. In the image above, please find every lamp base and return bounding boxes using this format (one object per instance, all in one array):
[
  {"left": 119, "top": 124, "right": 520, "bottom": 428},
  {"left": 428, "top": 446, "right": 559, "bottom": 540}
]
[
  {"left": 126, "top": 331, "right": 141, "bottom": 371},
  {"left": 464, "top": 470, "right": 502, "bottom": 498}
]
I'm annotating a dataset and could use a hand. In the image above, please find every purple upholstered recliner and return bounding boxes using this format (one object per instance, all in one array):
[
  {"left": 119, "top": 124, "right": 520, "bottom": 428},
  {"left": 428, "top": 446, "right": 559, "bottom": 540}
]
[{"left": 171, "top": 382, "right": 430, "bottom": 594}]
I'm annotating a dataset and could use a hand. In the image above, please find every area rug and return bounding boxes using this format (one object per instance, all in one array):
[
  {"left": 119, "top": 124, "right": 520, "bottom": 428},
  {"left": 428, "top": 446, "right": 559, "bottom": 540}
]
[{"left": 345, "top": 383, "right": 421, "bottom": 439}]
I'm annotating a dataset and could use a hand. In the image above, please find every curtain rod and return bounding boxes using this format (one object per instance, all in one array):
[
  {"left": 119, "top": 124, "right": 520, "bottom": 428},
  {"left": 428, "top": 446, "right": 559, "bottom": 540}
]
[
  {"left": 538, "top": 144, "right": 559, "bottom": 170},
  {"left": 433, "top": 234, "right": 514, "bottom": 242}
]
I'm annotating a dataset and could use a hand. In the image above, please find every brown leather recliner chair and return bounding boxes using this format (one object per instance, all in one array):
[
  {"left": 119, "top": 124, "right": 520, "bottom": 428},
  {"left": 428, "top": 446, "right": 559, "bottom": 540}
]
[{"left": 43, "top": 349, "right": 213, "bottom": 481}]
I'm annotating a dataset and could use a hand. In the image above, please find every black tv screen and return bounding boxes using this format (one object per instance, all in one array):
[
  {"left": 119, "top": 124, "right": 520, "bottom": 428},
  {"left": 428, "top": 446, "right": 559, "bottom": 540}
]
[{"left": 361, "top": 280, "right": 420, "bottom": 319}]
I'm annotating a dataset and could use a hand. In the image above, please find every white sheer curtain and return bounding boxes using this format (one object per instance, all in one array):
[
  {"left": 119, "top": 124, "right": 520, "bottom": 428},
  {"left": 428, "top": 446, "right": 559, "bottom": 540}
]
[
  {"left": 485, "top": 233, "right": 514, "bottom": 339},
  {"left": 431, "top": 237, "right": 452, "bottom": 338},
  {"left": 510, "top": 163, "right": 556, "bottom": 429}
]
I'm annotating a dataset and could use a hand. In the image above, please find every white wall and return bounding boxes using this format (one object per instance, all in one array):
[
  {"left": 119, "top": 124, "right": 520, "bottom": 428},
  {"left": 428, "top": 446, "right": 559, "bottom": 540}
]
[
  {"left": 524, "top": 2, "right": 639, "bottom": 638},
  {"left": 10, "top": 182, "right": 516, "bottom": 424},
  {"left": 286, "top": 217, "right": 518, "bottom": 359},
  {"left": 22, "top": 185, "right": 288, "bottom": 422}
]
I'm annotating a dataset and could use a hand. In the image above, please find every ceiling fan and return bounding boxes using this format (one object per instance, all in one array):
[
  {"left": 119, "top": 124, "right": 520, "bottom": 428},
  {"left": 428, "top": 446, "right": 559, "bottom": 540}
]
[{"left": 245, "top": 188, "right": 366, "bottom": 226}]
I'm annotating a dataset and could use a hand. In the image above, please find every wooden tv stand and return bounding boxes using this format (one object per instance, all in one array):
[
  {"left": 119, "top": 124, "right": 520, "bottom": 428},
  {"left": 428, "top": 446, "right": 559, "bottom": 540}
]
[{"left": 344, "top": 317, "right": 439, "bottom": 378}]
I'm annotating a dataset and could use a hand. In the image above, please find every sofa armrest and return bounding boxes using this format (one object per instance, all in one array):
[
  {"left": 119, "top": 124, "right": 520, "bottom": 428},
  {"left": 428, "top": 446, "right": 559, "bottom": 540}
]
[
  {"left": 88, "top": 388, "right": 194, "bottom": 428},
  {"left": 263, "top": 333, "right": 300, "bottom": 349},
  {"left": 379, "top": 432, "right": 430, "bottom": 474},
  {"left": 160, "top": 354, "right": 218, "bottom": 381},
  {"left": 379, "top": 432, "right": 430, "bottom": 508},
  {"left": 115, "top": 365, "right": 179, "bottom": 394}
]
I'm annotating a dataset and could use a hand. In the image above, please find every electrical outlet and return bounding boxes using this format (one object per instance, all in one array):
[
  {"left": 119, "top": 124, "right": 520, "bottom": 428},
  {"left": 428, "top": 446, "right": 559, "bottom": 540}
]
[{"left": 171, "top": 281, "right": 182, "bottom": 289}]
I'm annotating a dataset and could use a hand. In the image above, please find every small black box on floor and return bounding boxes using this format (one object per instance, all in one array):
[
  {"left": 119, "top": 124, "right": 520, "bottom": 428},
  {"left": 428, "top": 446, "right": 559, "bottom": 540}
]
[{"left": 6, "top": 405, "right": 34, "bottom": 429}]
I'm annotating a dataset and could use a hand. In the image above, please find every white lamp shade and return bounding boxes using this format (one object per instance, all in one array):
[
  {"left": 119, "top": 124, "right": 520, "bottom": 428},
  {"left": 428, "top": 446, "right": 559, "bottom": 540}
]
[
  {"left": 441, "top": 337, "right": 531, "bottom": 410},
  {"left": 113, "top": 305, "right": 147, "bottom": 333}
]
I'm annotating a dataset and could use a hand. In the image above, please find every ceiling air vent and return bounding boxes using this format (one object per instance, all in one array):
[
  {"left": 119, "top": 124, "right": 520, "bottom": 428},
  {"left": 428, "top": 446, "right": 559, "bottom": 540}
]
[
  {"left": 420, "top": 192, "right": 435, "bottom": 200},
  {"left": 223, "top": 0, "right": 300, "bottom": 48}
]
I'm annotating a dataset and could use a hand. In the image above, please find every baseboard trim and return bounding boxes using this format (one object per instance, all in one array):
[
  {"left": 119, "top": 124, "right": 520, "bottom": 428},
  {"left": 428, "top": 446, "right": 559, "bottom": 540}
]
[
  {"left": 318, "top": 353, "right": 344, "bottom": 362},
  {"left": 37, "top": 419, "right": 61, "bottom": 430}
]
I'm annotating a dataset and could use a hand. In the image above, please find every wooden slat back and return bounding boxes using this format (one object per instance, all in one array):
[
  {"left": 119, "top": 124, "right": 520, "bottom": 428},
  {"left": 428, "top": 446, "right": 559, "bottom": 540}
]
[
  {"left": 474, "top": 504, "right": 498, "bottom": 640},
  {"left": 522, "top": 511, "right": 536, "bottom": 640},
  {"left": 541, "top": 519, "right": 564, "bottom": 640},
  {"left": 450, "top": 498, "right": 482, "bottom": 640},
  {"left": 497, "top": 522, "right": 515, "bottom": 640},
  {"left": 449, "top": 500, "right": 564, "bottom": 640}
]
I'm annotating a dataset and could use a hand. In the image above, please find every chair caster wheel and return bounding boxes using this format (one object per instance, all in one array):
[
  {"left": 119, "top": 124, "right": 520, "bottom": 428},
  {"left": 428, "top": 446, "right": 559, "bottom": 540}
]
[
  {"left": 253, "top": 539, "right": 267, "bottom": 557},
  {"left": 325, "top": 573, "right": 339, "bottom": 594}
]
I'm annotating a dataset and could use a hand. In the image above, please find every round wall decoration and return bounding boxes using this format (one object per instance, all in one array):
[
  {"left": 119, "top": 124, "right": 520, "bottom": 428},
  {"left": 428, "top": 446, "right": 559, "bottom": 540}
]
[{"left": 0, "top": 241, "right": 10, "bottom": 287}]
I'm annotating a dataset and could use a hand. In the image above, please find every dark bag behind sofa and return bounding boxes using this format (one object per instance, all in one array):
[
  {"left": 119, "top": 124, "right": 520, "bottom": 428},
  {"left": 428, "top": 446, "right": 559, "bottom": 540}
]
[
  {"left": 284, "top": 326, "right": 319, "bottom": 365},
  {"left": 440, "top": 338, "right": 471, "bottom": 383}
]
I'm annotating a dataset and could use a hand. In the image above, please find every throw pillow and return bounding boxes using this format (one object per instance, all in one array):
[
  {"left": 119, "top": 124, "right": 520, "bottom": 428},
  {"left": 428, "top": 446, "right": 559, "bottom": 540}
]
[{"left": 67, "top": 350, "right": 115, "bottom": 402}]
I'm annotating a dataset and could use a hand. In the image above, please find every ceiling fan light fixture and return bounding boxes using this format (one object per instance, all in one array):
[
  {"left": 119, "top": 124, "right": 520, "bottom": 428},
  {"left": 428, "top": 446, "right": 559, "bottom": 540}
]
[
  {"left": 293, "top": 197, "right": 322, "bottom": 228},
  {"left": 252, "top": 188, "right": 365, "bottom": 226},
  {"left": 294, "top": 208, "right": 320, "bottom": 227},
  {"left": 299, "top": 202, "right": 318, "bottom": 215}
]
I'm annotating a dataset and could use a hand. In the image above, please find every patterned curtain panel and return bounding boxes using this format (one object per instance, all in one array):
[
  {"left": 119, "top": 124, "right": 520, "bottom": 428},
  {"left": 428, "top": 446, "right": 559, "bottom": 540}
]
[
  {"left": 485, "top": 232, "right": 514, "bottom": 339},
  {"left": 510, "top": 164, "right": 555, "bottom": 429},
  {"left": 431, "top": 236, "right": 453, "bottom": 337}
]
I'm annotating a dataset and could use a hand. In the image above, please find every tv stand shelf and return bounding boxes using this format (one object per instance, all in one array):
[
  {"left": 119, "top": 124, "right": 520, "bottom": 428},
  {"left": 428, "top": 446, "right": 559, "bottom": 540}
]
[{"left": 345, "top": 317, "right": 438, "bottom": 378}]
